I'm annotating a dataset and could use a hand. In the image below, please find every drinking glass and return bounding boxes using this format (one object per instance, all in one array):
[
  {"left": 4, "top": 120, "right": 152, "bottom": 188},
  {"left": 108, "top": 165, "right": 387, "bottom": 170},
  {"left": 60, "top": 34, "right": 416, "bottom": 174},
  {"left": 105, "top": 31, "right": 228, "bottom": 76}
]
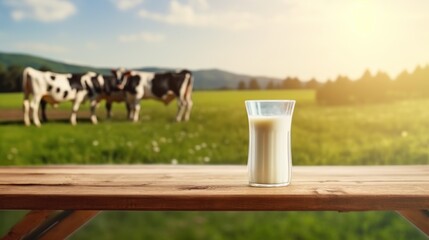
[{"left": 245, "top": 100, "right": 296, "bottom": 187}]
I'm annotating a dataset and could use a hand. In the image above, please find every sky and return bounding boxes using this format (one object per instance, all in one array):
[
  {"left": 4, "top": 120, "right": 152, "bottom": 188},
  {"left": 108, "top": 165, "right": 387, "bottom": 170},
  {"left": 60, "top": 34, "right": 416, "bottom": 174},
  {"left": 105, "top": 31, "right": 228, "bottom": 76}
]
[{"left": 0, "top": 0, "right": 429, "bottom": 81}]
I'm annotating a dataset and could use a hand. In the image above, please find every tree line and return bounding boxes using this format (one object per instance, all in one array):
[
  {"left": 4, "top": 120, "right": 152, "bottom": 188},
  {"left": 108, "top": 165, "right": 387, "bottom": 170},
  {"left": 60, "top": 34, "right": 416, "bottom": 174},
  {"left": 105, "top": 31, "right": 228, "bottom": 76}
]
[
  {"left": 237, "top": 65, "right": 429, "bottom": 105},
  {"left": 316, "top": 65, "right": 429, "bottom": 104},
  {"left": 237, "top": 78, "right": 320, "bottom": 90},
  {"left": 1, "top": 62, "right": 428, "bottom": 105},
  {"left": 0, "top": 64, "right": 55, "bottom": 93},
  {"left": 0, "top": 64, "right": 24, "bottom": 93}
]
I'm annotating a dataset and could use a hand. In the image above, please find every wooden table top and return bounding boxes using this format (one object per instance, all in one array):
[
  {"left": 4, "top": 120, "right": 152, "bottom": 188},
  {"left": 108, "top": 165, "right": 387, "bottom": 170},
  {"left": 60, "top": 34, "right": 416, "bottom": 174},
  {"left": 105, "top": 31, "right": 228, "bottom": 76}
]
[{"left": 0, "top": 165, "right": 428, "bottom": 211}]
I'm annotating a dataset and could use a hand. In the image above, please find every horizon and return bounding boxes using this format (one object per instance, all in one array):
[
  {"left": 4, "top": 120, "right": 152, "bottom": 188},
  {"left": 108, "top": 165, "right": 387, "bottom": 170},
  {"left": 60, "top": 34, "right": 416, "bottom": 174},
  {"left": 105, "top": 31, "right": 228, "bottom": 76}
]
[
  {"left": 3, "top": 50, "right": 428, "bottom": 83},
  {"left": 1, "top": 0, "right": 428, "bottom": 81}
]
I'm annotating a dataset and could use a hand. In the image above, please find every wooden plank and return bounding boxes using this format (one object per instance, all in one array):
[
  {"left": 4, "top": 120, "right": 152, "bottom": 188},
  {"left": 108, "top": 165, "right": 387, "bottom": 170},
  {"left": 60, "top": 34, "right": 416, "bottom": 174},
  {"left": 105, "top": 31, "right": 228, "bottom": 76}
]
[
  {"left": 0, "top": 165, "right": 427, "bottom": 176},
  {"left": 1, "top": 210, "right": 55, "bottom": 240},
  {"left": 0, "top": 165, "right": 428, "bottom": 211},
  {"left": 397, "top": 210, "right": 429, "bottom": 236}
]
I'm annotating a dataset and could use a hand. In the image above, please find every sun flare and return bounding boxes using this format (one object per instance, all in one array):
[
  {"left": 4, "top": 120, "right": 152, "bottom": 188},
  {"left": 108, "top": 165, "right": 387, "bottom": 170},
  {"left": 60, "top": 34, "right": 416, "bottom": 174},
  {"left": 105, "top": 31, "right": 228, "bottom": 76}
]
[{"left": 348, "top": 0, "right": 377, "bottom": 38}]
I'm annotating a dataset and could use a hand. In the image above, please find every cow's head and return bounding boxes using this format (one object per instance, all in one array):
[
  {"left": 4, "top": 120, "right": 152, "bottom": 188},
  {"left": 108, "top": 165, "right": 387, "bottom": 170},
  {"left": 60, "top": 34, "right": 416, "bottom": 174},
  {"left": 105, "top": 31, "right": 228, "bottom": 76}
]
[
  {"left": 111, "top": 68, "right": 127, "bottom": 83},
  {"left": 112, "top": 69, "right": 132, "bottom": 90}
]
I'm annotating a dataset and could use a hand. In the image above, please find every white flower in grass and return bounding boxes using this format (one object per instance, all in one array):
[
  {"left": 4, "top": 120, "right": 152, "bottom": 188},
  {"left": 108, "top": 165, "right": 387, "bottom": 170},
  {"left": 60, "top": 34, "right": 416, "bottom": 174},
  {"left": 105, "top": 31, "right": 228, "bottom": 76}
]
[
  {"left": 153, "top": 146, "right": 160, "bottom": 153},
  {"left": 171, "top": 159, "right": 178, "bottom": 165},
  {"left": 203, "top": 157, "right": 210, "bottom": 163},
  {"left": 10, "top": 147, "right": 18, "bottom": 154},
  {"left": 160, "top": 137, "right": 167, "bottom": 143},
  {"left": 151, "top": 140, "right": 158, "bottom": 146},
  {"left": 195, "top": 145, "right": 201, "bottom": 151},
  {"left": 141, "top": 115, "right": 151, "bottom": 120},
  {"left": 92, "top": 140, "right": 99, "bottom": 147},
  {"left": 201, "top": 142, "right": 207, "bottom": 148}
]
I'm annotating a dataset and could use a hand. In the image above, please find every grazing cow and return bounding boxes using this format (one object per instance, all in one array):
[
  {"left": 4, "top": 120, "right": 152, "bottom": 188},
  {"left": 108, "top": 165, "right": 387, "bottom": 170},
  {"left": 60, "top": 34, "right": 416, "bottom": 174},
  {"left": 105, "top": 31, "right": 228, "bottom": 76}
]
[
  {"left": 96, "top": 75, "right": 129, "bottom": 119},
  {"left": 22, "top": 67, "right": 104, "bottom": 126},
  {"left": 112, "top": 68, "right": 194, "bottom": 122}
]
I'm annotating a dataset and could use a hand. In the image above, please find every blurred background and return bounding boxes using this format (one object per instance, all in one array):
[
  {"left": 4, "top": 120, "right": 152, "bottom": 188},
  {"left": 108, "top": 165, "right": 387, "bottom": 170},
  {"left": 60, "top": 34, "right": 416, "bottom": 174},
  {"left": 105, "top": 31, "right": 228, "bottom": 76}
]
[{"left": 0, "top": 0, "right": 428, "bottom": 239}]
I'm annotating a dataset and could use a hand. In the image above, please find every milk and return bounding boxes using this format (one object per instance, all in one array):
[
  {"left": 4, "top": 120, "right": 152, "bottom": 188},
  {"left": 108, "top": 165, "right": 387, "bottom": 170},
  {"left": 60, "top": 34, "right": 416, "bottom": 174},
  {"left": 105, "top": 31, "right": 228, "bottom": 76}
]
[{"left": 248, "top": 115, "right": 292, "bottom": 186}]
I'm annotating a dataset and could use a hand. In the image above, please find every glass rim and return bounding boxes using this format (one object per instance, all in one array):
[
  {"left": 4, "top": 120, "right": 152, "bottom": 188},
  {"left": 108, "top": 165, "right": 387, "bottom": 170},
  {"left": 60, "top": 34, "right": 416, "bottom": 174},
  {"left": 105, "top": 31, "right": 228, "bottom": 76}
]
[{"left": 245, "top": 100, "right": 296, "bottom": 103}]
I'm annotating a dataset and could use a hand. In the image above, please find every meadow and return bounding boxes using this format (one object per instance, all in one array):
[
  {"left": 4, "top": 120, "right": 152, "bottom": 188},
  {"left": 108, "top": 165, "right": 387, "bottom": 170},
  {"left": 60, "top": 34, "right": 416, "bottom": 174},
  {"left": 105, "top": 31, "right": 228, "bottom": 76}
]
[{"left": 0, "top": 90, "right": 427, "bottom": 239}]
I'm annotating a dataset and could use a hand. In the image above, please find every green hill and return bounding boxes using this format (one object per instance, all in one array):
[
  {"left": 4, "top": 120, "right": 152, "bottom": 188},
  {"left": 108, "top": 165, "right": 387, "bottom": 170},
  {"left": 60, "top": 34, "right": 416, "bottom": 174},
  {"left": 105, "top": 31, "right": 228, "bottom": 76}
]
[
  {"left": 0, "top": 52, "right": 108, "bottom": 74},
  {"left": 0, "top": 52, "right": 278, "bottom": 90}
]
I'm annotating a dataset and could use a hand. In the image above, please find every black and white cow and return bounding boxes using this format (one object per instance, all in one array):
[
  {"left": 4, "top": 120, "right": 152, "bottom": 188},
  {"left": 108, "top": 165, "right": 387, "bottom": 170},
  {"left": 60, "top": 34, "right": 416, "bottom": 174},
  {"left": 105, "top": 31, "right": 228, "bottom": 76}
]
[
  {"left": 96, "top": 74, "right": 129, "bottom": 119},
  {"left": 111, "top": 68, "right": 194, "bottom": 122},
  {"left": 22, "top": 67, "right": 104, "bottom": 126}
]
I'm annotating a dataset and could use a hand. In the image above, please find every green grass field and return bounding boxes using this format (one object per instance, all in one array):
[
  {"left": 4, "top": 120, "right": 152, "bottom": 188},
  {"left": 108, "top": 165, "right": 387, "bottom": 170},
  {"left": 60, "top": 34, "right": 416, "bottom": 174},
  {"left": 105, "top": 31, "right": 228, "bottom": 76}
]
[{"left": 0, "top": 90, "right": 427, "bottom": 239}]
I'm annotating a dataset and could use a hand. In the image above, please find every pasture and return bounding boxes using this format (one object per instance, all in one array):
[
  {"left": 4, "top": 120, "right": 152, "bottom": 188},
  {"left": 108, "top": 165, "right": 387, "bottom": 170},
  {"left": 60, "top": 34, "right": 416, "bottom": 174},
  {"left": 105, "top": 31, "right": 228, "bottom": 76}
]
[{"left": 0, "top": 90, "right": 427, "bottom": 239}]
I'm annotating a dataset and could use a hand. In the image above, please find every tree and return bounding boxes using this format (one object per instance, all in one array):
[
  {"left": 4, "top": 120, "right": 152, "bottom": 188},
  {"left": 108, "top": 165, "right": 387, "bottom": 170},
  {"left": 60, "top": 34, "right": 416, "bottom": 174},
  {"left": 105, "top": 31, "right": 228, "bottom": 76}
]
[
  {"left": 4, "top": 65, "right": 24, "bottom": 92},
  {"left": 248, "top": 79, "right": 260, "bottom": 90},
  {"left": 266, "top": 80, "right": 276, "bottom": 90},
  {"left": 237, "top": 80, "right": 246, "bottom": 90},
  {"left": 39, "top": 65, "right": 52, "bottom": 72},
  {"left": 304, "top": 78, "right": 320, "bottom": 89},
  {"left": 316, "top": 75, "right": 354, "bottom": 105},
  {"left": 316, "top": 80, "right": 335, "bottom": 104},
  {"left": 395, "top": 70, "right": 410, "bottom": 91},
  {"left": 0, "top": 63, "right": 7, "bottom": 92},
  {"left": 281, "top": 77, "right": 301, "bottom": 89},
  {"left": 337, "top": 75, "right": 354, "bottom": 103},
  {"left": 405, "top": 65, "right": 429, "bottom": 97}
]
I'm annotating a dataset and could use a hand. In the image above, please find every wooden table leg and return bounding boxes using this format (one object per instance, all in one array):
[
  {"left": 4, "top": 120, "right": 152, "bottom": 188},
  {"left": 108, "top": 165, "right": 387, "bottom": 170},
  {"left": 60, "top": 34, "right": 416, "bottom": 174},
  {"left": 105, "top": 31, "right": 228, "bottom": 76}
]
[
  {"left": 2, "top": 210, "right": 56, "bottom": 240},
  {"left": 397, "top": 210, "right": 429, "bottom": 237},
  {"left": 37, "top": 210, "right": 99, "bottom": 240},
  {"left": 1, "top": 210, "right": 99, "bottom": 240}
]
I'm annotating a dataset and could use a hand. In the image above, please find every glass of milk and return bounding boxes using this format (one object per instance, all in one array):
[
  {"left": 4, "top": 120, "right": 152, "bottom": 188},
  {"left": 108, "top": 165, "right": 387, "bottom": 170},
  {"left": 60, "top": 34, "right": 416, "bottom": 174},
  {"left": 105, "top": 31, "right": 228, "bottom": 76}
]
[{"left": 245, "top": 100, "right": 296, "bottom": 187}]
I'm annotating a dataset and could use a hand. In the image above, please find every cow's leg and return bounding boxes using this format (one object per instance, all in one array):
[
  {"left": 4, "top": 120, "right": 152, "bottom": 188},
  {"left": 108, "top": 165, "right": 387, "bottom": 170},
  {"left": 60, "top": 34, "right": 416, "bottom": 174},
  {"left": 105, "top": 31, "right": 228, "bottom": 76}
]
[
  {"left": 175, "top": 98, "right": 187, "bottom": 122},
  {"left": 183, "top": 82, "right": 193, "bottom": 122},
  {"left": 23, "top": 96, "right": 31, "bottom": 126},
  {"left": 23, "top": 70, "right": 32, "bottom": 126},
  {"left": 132, "top": 100, "right": 140, "bottom": 122},
  {"left": 105, "top": 101, "right": 113, "bottom": 119},
  {"left": 125, "top": 94, "right": 132, "bottom": 120},
  {"left": 30, "top": 96, "right": 42, "bottom": 127},
  {"left": 127, "top": 94, "right": 140, "bottom": 122},
  {"left": 70, "top": 92, "right": 85, "bottom": 126},
  {"left": 70, "top": 102, "right": 80, "bottom": 126},
  {"left": 40, "top": 99, "right": 48, "bottom": 122},
  {"left": 128, "top": 106, "right": 134, "bottom": 120},
  {"left": 183, "top": 98, "right": 193, "bottom": 122},
  {"left": 126, "top": 102, "right": 131, "bottom": 120},
  {"left": 90, "top": 99, "right": 98, "bottom": 124},
  {"left": 176, "top": 73, "right": 193, "bottom": 122}
]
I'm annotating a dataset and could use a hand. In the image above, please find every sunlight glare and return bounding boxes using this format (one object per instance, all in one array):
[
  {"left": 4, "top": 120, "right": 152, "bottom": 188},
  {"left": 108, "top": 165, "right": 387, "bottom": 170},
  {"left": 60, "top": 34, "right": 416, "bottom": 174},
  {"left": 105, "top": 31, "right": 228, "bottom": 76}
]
[{"left": 348, "top": 0, "right": 377, "bottom": 39}]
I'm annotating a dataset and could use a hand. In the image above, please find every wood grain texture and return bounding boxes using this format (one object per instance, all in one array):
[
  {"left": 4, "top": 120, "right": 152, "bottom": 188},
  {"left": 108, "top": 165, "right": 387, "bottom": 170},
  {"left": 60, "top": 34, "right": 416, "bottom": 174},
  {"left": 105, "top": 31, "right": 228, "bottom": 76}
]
[{"left": 0, "top": 165, "right": 428, "bottom": 211}]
